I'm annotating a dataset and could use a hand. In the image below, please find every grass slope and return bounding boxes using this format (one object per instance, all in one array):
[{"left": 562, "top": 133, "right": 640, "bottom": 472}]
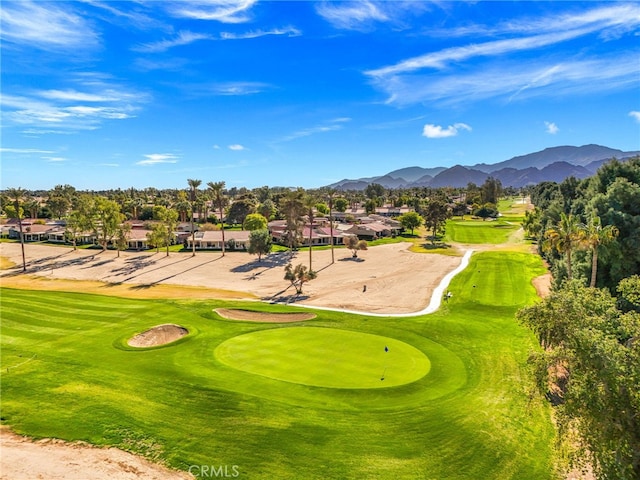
[{"left": 0, "top": 249, "right": 554, "bottom": 479}]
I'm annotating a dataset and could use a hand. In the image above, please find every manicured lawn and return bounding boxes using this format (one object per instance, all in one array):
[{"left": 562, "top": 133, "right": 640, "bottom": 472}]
[
  {"left": 444, "top": 218, "right": 521, "bottom": 244},
  {"left": 0, "top": 250, "right": 554, "bottom": 479},
  {"left": 215, "top": 327, "right": 430, "bottom": 388}
]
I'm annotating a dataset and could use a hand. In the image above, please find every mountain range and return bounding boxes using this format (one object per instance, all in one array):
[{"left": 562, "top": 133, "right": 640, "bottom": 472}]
[{"left": 327, "top": 145, "right": 639, "bottom": 190}]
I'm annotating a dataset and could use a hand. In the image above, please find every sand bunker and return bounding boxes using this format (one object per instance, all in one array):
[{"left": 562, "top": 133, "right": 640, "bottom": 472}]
[
  {"left": 127, "top": 324, "right": 189, "bottom": 348},
  {"left": 215, "top": 308, "right": 316, "bottom": 322}
]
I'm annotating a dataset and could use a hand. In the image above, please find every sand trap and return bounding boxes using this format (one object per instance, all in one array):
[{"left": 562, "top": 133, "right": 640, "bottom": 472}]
[
  {"left": 127, "top": 324, "right": 188, "bottom": 348},
  {"left": 215, "top": 308, "right": 316, "bottom": 322}
]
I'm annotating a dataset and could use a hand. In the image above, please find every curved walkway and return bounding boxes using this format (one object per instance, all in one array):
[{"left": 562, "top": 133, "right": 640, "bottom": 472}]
[{"left": 286, "top": 249, "right": 474, "bottom": 317}]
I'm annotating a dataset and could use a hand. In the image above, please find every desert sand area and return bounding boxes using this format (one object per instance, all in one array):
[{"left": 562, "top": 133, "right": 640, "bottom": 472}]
[
  {"left": 0, "top": 242, "right": 464, "bottom": 314},
  {"left": 0, "top": 241, "right": 465, "bottom": 479}
]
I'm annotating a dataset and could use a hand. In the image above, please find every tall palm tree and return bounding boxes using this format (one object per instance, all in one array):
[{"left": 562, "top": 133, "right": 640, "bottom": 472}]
[
  {"left": 207, "top": 181, "right": 226, "bottom": 256},
  {"left": 543, "top": 213, "right": 584, "bottom": 281},
  {"left": 327, "top": 189, "right": 337, "bottom": 264},
  {"left": 6, "top": 187, "right": 27, "bottom": 272},
  {"left": 303, "top": 194, "right": 316, "bottom": 270},
  {"left": 187, "top": 179, "right": 202, "bottom": 256},
  {"left": 279, "top": 189, "right": 304, "bottom": 253},
  {"left": 583, "top": 215, "right": 619, "bottom": 288}
]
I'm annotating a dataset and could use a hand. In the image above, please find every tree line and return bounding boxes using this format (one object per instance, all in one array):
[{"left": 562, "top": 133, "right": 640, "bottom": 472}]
[{"left": 518, "top": 156, "right": 640, "bottom": 479}]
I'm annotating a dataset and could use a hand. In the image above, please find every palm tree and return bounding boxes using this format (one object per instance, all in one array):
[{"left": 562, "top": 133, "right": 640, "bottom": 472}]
[
  {"left": 279, "top": 189, "right": 305, "bottom": 253},
  {"left": 583, "top": 215, "right": 619, "bottom": 288},
  {"left": 207, "top": 181, "right": 226, "bottom": 256},
  {"left": 543, "top": 213, "right": 584, "bottom": 281},
  {"left": 6, "top": 187, "right": 27, "bottom": 272},
  {"left": 326, "top": 189, "right": 337, "bottom": 264},
  {"left": 187, "top": 179, "right": 202, "bottom": 256},
  {"left": 303, "top": 194, "right": 316, "bottom": 270}
]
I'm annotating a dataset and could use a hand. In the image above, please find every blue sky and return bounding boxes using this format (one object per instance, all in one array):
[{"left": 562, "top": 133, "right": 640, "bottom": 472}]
[{"left": 1, "top": 1, "right": 639, "bottom": 190}]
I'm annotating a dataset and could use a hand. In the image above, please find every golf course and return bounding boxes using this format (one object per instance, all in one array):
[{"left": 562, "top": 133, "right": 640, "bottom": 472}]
[{"left": 0, "top": 201, "right": 557, "bottom": 479}]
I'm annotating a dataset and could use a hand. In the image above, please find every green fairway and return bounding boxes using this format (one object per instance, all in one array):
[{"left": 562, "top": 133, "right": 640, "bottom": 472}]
[
  {"left": 215, "top": 327, "right": 430, "bottom": 388},
  {"left": 445, "top": 218, "right": 520, "bottom": 244}
]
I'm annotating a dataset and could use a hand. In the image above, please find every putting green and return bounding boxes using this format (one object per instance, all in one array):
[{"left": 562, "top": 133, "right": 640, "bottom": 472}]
[{"left": 214, "top": 327, "right": 431, "bottom": 389}]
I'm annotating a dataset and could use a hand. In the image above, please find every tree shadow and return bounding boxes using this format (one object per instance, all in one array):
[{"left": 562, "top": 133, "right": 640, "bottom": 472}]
[
  {"left": 338, "top": 256, "right": 365, "bottom": 263},
  {"left": 109, "top": 255, "right": 159, "bottom": 276},
  {"left": 81, "top": 259, "right": 114, "bottom": 269},
  {"left": 266, "top": 293, "right": 310, "bottom": 304},
  {"left": 118, "top": 255, "right": 224, "bottom": 287},
  {"left": 231, "top": 251, "right": 295, "bottom": 273},
  {"left": 419, "top": 242, "right": 452, "bottom": 250},
  {"left": 2, "top": 250, "right": 100, "bottom": 277}
]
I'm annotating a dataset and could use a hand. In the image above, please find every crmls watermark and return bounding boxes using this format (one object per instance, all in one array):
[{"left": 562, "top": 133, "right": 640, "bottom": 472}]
[{"left": 188, "top": 465, "right": 240, "bottom": 478}]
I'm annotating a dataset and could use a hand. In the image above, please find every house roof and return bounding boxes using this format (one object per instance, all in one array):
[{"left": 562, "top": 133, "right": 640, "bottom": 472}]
[{"left": 194, "top": 230, "right": 251, "bottom": 242}]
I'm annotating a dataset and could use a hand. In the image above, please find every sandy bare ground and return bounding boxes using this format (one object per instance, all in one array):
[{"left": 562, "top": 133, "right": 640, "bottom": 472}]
[
  {"left": 532, "top": 273, "right": 552, "bottom": 298},
  {"left": 127, "top": 324, "right": 189, "bottom": 347},
  {"left": 0, "top": 241, "right": 461, "bottom": 479},
  {"left": 0, "top": 427, "right": 193, "bottom": 480},
  {"left": 215, "top": 308, "right": 317, "bottom": 322},
  {"left": 0, "top": 242, "right": 463, "bottom": 314}
]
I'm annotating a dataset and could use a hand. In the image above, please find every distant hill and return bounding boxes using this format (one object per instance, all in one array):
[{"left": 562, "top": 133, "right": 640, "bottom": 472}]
[{"left": 326, "top": 144, "right": 639, "bottom": 190}]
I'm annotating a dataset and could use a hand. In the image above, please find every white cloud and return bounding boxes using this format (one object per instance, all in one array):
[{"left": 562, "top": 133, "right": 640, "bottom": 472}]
[
  {"left": 203, "top": 81, "right": 271, "bottom": 96},
  {"left": 629, "top": 111, "right": 640, "bottom": 122},
  {"left": 37, "top": 89, "right": 120, "bottom": 102},
  {"left": 220, "top": 27, "right": 301, "bottom": 40},
  {"left": 0, "top": 1, "right": 99, "bottom": 51},
  {"left": 279, "top": 118, "right": 351, "bottom": 142},
  {"left": 545, "top": 121, "right": 559, "bottom": 134},
  {"left": 82, "top": 1, "right": 161, "bottom": 31},
  {"left": 133, "top": 31, "right": 213, "bottom": 53},
  {"left": 315, "top": 1, "right": 387, "bottom": 30},
  {"left": 2, "top": 78, "right": 147, "bottom": 132},
  {"left": 432, "top": 4, "right": 640, "bottom": 39},
  {"left": 0, "top": 147, "right": 55, "bottom": 154},
  {"left": 43, "top": 156, "right": 68, "bottom": 163},
  {"left": 369, "top": 55, "right": 639, "bottom": 106},
  {"left": 134, "top": 57, "right": 191, "bottom": 72},
  {"left": 168, "top": 0, "right": 257, "bottom": 23},
  {"left": 136, "top": 153, "right": 180, "bottom": 166},
  {"left": 228, "top": 144, "right": 245, "bottom": 151},
  {"left": 364, "top": 4, "right": 640, "bottom": 106},
  {"left": 366, "top": 30, "right": 598, "bottom": 78},
  {"left": 422, "top": 123, "right": 471, "bottom": 139}
]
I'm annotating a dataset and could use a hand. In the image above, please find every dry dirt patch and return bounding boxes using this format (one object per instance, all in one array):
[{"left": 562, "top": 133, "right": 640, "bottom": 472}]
[
  {"left": 127, "top": 324, "right": 189, "bottom": 348},
  {"left": 532, "top": 273, "right": 552, "bottom": 298},
  {"left": 215, "top": 308, "right": 316, "bottom": 322},
  {"left": 0, "top": 427, "right": 192, "bottom": 480}
]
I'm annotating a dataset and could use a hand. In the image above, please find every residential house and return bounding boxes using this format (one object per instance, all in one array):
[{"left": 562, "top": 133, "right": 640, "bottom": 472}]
[{"left": 186, "top": 230, "right": 251, "bottom": 250}]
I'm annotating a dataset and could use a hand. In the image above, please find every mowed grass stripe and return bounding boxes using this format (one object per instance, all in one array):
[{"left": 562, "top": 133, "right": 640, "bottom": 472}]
[
  {"left": 451, "top": 252, "right": 545, "bottom": 306},
  {"left": 445, "top": 219, "right": 519, "bottom": 244},
  {"left": 3, "top": 289, "right": 148, "bottom": 317}
]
